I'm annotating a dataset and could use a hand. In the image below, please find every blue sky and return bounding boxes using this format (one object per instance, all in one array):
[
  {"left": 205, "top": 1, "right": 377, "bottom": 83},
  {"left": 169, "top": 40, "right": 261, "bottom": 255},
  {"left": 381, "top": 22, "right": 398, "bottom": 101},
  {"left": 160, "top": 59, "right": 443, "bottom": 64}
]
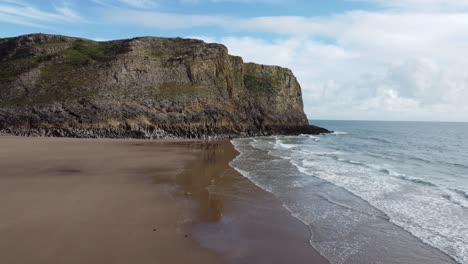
[
  {"left": 0, "top": 0, "right": 374, "bottom": 40},
  {"left": 1, "top": 0, "right": 468, "bottom": 121}
]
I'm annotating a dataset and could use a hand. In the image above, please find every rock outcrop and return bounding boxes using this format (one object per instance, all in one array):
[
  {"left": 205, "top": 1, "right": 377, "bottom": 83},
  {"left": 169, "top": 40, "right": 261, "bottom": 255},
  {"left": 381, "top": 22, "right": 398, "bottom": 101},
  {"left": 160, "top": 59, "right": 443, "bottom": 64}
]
[{"left": 0, "top": 34, "right": 329, "bottom": 139}]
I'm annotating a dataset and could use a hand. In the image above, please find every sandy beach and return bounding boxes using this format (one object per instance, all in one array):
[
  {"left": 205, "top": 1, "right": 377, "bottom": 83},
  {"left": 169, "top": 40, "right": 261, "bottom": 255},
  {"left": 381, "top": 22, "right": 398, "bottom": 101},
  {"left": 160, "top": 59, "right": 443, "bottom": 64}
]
[{"left": 0, "top": 136, "right": 328, "bottom": 264}]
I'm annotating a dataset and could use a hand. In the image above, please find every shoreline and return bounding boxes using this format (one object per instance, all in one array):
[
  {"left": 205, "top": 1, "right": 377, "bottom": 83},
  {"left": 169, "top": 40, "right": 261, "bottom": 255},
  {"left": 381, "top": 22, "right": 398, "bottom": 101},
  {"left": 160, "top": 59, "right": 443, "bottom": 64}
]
[
  {"left": 0, "top": 136, "right": 328, "bottom": 264},
  {"left": 231, "top": 136, "right": 461, "bottom": 264},
  {"left": 185, "top": 141, "right": 329, "bottom": 264},
  {"left": 0, "top": 124, "right": 330, "bottom": 140}
]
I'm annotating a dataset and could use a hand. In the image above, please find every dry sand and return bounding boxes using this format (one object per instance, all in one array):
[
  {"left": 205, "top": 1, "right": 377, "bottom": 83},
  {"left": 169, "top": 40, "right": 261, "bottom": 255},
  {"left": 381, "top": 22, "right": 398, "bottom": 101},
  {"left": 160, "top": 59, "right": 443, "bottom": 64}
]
[{"left": 0, "top": 136, "right": 328, "bottom": 264}]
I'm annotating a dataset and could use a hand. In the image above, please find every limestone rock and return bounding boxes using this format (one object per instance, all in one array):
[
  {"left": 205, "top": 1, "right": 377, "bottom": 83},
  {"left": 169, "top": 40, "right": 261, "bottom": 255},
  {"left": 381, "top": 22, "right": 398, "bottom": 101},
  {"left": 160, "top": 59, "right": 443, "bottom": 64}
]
[{"left": 0, "top": 34, "right": 329, "bottom": 138}]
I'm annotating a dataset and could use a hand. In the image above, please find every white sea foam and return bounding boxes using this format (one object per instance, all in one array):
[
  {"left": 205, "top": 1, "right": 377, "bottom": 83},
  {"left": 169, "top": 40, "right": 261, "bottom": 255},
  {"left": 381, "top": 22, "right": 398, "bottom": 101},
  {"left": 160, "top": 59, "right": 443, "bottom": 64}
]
[
  {"left": 445, "top": 189, "right": 468, "bottom": 209},
  {"left": 332, "top": 131, "right": 349, "bottom": 135},
  {"left": 288, "top": 151, "right": 468, "bottom": 264},
  {"left": 231, "top": 134, "right": 468, "bottom": 264},
  {"left": 307, "top": 135, "right": 321, "bottom": 141},
  {"left": 276, "top": 142, "right": 297, "bottom": 149}
]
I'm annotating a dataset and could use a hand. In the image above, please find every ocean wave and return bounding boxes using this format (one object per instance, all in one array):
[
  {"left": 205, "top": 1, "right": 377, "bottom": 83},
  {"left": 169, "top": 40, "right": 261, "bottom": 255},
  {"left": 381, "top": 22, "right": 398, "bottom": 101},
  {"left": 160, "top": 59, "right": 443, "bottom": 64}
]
[
  {"left": 395, "top": 175, "right": 437, "bottom": 187},
  {"left": 336, "top": 157, "right": 367, "bottom": 167},
  {"left": 378, "top": 168, "right": 405, "bottom": 177},
  {"left": 332, "top": 131, "right": 349, "bottom": 135},
  {"left": 274, "top": 142, "right": 298, "bottom": 150},
  {"left": 295, "top": 146, "right": 439, "bottom": 190},
  {"left": 233, "top": 136, "right": 468, "bottom": 264},
  {"left": 452, "top": 162, "right": 468, "bottom": 169},
  {"left": 298, "top": 149, "right": 342, "bottom": 157},
  {"left": 301, "top": 160, "right": 317, "bottom": 168},
  {"left": 308, "top": 135, "right": 320, "bottom": 141},
  {"left": 442, "top": 190, "right": 468, "bottom": 210},
  {"left": 293, "top": 159, "right": 468, "bottom": 263},
  {"left": 401, "top": 154, "right": 468, "bottom": 170},
  {"left": 299, "top": 134, "right": 321, "bottom": 140},
  {"left": 377, "top": 168, "right": 438, "bottom": 187},
  {"left": 367, "top": 137, "right": 392, "bottom": 144},
  {"left": 334, "top": 158, "right": 403, "bottom": 178},
  {"left": 450, "top": 188, "right": 468, "bottom": 199}
]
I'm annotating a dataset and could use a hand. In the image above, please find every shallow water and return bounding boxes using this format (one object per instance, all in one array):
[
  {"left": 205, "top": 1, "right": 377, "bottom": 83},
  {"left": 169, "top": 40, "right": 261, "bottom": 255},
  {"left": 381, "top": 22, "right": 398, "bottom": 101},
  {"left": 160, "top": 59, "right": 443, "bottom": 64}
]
[{"left": 231, "top": 121, "right": 468, "bottom": 264}]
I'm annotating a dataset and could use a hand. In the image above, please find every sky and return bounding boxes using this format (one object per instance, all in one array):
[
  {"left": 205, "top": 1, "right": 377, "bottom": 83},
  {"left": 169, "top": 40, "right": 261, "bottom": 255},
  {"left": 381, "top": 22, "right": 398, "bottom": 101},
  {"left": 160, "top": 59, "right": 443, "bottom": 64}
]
[{"left": 1, "top": 0, "right": 468, "bottom": 122}]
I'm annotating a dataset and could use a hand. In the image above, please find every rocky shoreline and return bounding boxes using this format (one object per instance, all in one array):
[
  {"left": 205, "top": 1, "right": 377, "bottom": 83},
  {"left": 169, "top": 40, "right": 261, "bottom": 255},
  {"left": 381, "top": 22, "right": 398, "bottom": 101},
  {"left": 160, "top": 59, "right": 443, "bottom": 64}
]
[{"left": 0, "top": 124, "right": 330, "bottom": 139}]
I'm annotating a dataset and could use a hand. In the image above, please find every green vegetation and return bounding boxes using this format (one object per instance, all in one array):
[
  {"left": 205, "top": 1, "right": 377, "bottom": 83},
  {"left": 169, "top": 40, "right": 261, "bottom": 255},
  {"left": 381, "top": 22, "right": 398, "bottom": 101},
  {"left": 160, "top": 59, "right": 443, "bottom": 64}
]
[
  {"left": 0, "top": 39, "right": 121, "bottom": 81},
  {"left": 244, "top": 74, "right": 280, "bottom": 95},
  {"left": 0, "top": 57, "right": 40, "bottom": 81},
  {"left": 1, "top": 62, "right": 96, "bottom": 107},
  {"left": 1, "top": 40, "right": 124, "bottom": 107},
  {"left": 28, "top": 40, "right": 122, "bottom": 104},
  {"left": 63, "top": 40, "right": 121, "bottom": 65}
]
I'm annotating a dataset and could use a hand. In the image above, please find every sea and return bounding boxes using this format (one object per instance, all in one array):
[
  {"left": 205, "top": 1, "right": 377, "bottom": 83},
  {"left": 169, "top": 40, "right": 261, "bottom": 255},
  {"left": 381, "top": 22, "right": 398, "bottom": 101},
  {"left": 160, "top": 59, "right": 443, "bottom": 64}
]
[{"left": 230, "top": 120, "right": 468, "bottom": 264}]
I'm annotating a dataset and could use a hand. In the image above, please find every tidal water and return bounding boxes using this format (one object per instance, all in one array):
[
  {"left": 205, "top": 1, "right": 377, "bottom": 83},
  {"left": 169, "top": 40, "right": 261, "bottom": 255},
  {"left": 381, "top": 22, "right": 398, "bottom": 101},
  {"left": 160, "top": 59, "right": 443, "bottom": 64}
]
[{"left": 230, "top": 120, "right": 468, "bottom": 264}]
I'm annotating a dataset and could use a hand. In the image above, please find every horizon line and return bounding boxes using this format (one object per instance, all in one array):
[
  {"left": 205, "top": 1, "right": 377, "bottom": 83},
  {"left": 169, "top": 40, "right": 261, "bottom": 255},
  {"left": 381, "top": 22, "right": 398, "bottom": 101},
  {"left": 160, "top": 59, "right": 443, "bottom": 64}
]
[{"left": 309, "top": 119, "right": 468, "bottom": 123}]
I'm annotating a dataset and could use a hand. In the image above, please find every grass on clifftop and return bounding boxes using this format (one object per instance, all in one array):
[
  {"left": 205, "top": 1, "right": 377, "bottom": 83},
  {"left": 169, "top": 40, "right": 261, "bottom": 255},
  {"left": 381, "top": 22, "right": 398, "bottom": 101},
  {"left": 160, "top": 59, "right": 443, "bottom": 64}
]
[
  {"left": 0, "top": 40, "right": 120, "bottom": 107},
  {"left": 36, "top": 40, "right": 122, "bottom": 96},
  {"left": 64, "top": 40, "right": 121, "bottom": 65},
  {"left": 0, "top": 39, "right": 121, "bottom": 81}
]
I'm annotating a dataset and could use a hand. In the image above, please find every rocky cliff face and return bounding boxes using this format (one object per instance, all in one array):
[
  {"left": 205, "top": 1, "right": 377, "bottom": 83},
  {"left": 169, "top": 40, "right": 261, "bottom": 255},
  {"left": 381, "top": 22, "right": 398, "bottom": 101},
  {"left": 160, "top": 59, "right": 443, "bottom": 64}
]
[{"left": 0, "top": 34, "right": 329, "bottom": 139}]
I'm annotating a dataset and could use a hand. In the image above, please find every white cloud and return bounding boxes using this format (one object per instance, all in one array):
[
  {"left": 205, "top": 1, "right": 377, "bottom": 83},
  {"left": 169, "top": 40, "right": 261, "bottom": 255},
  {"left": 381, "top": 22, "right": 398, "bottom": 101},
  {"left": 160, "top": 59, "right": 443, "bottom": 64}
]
[
  {"left": 0, "top": 0, "right": 82, "bottom": 27},
  {"left": 360, "top": 0, "right": 468, "bottom": 12},
  {"left": 193, "top": 33, "right": 468, "bottom": 121},
  {"left": 102, "top": 9, "right": 468, "bottom": 50},
  {"left": 3, "top": 0, "right": 467, "bottom": 121},
  {"left": 99, "top": 6, "right": 468, "bottom": 121}
]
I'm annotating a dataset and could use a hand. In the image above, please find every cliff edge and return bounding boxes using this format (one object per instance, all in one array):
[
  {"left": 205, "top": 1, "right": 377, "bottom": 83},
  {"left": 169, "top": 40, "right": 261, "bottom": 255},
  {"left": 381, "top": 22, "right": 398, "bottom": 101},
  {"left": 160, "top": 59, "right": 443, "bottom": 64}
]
[{"left": 0, "top": 34, "right": 329, "bottom": 138}]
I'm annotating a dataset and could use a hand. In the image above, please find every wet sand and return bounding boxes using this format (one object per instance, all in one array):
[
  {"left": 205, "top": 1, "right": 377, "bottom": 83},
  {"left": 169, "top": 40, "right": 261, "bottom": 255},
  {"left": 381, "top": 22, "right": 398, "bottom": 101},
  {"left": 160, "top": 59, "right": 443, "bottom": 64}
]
[{"left": 0, "top": 136, "right": 328, "bottom": 264}]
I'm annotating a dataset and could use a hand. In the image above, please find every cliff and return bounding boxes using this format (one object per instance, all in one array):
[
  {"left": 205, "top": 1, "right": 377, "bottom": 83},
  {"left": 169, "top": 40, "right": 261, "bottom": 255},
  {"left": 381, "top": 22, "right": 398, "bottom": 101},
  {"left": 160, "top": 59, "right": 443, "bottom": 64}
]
[{"left": 0, "top": 34, "right": 329, "bottom": 139}]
